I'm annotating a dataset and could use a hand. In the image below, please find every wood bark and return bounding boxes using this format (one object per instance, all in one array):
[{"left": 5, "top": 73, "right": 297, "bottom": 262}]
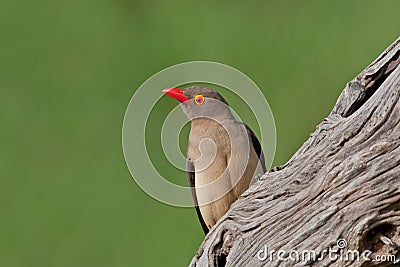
[{"left": 190, "top": 37, "right": 400, "bottom": 267}]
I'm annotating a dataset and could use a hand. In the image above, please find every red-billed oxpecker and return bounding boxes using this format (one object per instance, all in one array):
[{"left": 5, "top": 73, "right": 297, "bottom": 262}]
[{"left": 163, "top": 86, "right": 266, "bottom": 234}]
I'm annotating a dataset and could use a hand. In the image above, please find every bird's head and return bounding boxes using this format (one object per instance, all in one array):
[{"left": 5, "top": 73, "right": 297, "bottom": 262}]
[{"left": 163, "top": 86, "right": 234, "bottom": 121}]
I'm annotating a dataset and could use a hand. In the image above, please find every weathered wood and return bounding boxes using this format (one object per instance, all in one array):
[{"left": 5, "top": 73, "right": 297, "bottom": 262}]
[{"left": 190, "top": 37, "right": 400, "bottom": 267}]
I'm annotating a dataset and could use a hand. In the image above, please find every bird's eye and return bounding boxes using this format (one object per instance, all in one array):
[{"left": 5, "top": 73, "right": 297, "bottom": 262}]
[{"left": 194, "top": 94, "right": 205, "bottom": 105}]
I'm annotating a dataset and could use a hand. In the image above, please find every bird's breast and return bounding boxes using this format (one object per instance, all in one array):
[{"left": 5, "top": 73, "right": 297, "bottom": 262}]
[{"left": 187, "top": 120, "right": 264, "bottom": 229}]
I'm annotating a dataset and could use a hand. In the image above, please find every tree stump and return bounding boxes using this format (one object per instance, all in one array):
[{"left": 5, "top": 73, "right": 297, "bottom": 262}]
[{"left": 190, "top": 37, "right": 400, "bottom": 267}]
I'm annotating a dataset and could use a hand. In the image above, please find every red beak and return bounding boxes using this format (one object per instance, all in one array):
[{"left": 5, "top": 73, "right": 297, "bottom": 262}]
[{"left": 162, "top": 87, "right": 188, "bottom": 102}]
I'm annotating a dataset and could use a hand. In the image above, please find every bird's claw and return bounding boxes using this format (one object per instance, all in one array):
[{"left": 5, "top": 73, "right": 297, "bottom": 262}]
[
  {"left": 254, "top": 174, "right": 264, "bottom": 182},
  {"left": 270, "top": 165, "right": 284, "bottom": 172}
]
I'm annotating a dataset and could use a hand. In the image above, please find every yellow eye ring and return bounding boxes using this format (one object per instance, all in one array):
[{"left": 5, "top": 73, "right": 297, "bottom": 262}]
[{"left": 194, "top": 94, "right": 205, "bottom": 105}]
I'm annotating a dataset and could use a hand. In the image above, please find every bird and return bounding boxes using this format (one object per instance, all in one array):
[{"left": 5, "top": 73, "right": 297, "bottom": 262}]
[{"left": 163, "top": 86, "right": 266, "bottom": 234}]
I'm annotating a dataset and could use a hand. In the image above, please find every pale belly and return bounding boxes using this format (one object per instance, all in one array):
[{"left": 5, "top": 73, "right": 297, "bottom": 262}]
[
  {"left": 195, "top": 155, "right": 264, "bottom": 229},
  {"left": 188, "top": 119, "right": 265, "bottom": 230}
]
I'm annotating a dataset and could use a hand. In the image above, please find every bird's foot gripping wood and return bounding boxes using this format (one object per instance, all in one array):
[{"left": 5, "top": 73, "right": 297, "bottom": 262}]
[
  {"left": 269, "top": 165, "right": 285, "bottom": 172},
  {"left": 253, "top": 174, "right": 264, "bottom": 182}
]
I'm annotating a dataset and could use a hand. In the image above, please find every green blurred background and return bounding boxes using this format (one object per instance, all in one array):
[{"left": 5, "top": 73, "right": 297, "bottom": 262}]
[{"left": 1, "top": 0, "right": 399, "bottom": 266}]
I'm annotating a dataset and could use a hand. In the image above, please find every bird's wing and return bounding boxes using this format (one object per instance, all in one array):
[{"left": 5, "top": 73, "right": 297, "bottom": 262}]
[
  {"left": 243, "top": 123, "right": 266, "bottom": 173},
  {"left": 186, "top": 158, "right": 209, "bottom": 234}
]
